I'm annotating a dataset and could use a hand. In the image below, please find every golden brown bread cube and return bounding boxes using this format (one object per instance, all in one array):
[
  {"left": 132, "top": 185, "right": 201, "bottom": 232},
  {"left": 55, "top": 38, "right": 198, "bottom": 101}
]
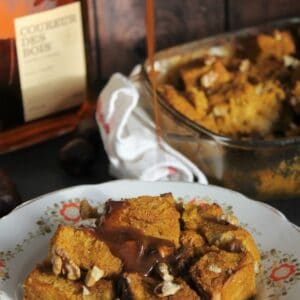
[
  {"left": 180, "top": 58, "right": 231, "bottom": 90},
  {"left": 182, "top": 202, "right": 223, "bottom": 230},
  {"left": 123, "top": 273, "right": 200, "bottom": 300},
  {"left": 23, "top": 262, "right": 115, "bottom": 300},
  {"left": 180, "top": 230, "right": 207, "bottom": 257},
  {"left": 50, "top": 225, "right": 122, "bottom": 277},
  {"left": 199, "top": 220, "right": 261, "bottom": 271},
  {"left": 190, "top": 250, "right": 256, "bottom": 300},
  {"left": 176, "top": 230, "right": 212, "bottom": 273},
  {"left": 101, "top": 193, "right": 181, "bottom": 247},
  {"left": 257, "top": 30, "right": 295, "bottom": 58},
  {"left": 158, "top": 85, "right": 203, "bottom": 124},
  {"left": 180, "top": 63, "right": 210, "bottom": 89}
]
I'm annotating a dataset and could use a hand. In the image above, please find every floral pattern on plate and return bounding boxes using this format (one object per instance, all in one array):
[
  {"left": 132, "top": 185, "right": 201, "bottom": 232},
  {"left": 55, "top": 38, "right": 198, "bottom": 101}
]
[
  {"left": 0, "top": 198, "right": 95, "bottom": 283},
  {"left": 0, "top": 180, "right": 299, "bottom": 299}
]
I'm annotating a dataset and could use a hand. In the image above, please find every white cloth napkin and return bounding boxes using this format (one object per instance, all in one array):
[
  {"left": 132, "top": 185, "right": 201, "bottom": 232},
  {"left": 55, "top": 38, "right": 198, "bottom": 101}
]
[{"left": 96, "top": 73, "right": 208, "bottom": 184}]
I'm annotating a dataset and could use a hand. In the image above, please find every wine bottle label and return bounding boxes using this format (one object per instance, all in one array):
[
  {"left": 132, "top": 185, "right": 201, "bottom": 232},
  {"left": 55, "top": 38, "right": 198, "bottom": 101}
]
[{"left": 14, "top": 2, "right": 86, "bottom": 122}]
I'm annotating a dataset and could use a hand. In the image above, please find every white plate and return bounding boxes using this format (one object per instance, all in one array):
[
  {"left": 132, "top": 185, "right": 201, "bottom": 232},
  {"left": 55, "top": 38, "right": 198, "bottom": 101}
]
[{"left": 0, "top": 180, "right": 299, "bottom": 299}]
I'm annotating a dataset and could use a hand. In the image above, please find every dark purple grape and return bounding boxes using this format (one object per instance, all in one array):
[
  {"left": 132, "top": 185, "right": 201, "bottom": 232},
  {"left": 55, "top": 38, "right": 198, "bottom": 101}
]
[
  {"left": 59, "top": 138, "right": 96, "bottom": 176},
  {"left": 76, "top": 117, "right": 101, "bottom": 149},
  {"left": 0, "top": 170, "right": 21, "bottom": 218}
]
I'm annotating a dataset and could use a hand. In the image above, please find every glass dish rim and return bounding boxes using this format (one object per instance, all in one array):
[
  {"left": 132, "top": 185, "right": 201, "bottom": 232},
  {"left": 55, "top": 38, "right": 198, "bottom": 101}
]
[{"left": 141, "top": 17, "right": 300, "bottom": 149}]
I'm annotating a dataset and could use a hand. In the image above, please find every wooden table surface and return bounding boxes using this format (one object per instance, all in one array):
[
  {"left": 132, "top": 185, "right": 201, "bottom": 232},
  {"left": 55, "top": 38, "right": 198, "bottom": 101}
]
[{"left": 0, "top": 134, "right": 299, "bottom": 227}]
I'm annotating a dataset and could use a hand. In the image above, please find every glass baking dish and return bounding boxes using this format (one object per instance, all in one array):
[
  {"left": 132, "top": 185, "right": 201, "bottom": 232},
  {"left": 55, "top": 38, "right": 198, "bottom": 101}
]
[{"left": 133, "top": 18, "right": 300, "bottom": 201}]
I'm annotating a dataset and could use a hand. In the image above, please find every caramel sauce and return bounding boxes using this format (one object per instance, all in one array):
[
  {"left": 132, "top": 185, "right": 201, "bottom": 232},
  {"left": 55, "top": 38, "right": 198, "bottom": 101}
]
[
  {"left": 146, "top": 0, "right": 162, "bottom": 143},
  {"left": 96, "top": 200, "right": 175, "bottom": 276}
]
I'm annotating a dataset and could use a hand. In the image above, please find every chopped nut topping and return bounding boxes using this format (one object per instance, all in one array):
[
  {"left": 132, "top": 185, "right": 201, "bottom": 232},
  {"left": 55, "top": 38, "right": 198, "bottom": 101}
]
[
  {"left": 201, "top": 71, "right": 218, "bottom": 88},
  {"left": 283, "top": 55, "right": 300, "bottom": 68},
  {"left": 239, "top": 59, "right": 250, "bottom": 72},
  {"left": 218, "top": 214, "right": 239, "bottom": 225},
  {"left": 51, "top": 254, "right": 62, "bottom": 276},
  {"left": 158, "top": 263, "right": 174, "bottom": 282},
  {"left": 208, "top": 264, "right": 222, "bottom": 273},
  {"left": 226, "top": 239, "right": 244, "bottom": 252},
  {"left": 254, "top": 262, "right": 260, "bottom": 274},
  {"left": 85, "top": 265, "right": 104, "bottom": 287},
  {"left": 212, "top": 105, "right": 228, "bottom": 117},
  {"left": 51, "top": 247, "right": 80, "bottom": 280},
  {"left": 255, "top": 84, "right": 263, "bottom": 96},
  {"left": 154, "top": 281, "right": 181, "bottom": 297},
  {"left": 211, "top": 231, "right": 235, "bottom": 246},
  {"left": 82, "top": 286, "right": 90, "bottom": 296},
  {"left": 290, "top": 96, "right": 300, "bottom": 107},
  {"left": 65, "top": 260, "right": 81, "bottom": 281},
  {"left": 80, "top": 200, "right": 99, "bottom": 219}
]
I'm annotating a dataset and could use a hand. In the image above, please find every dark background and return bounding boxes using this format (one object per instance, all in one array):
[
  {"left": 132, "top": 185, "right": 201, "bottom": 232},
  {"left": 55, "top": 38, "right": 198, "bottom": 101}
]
[
  {"left": 1, "top": 0, "right": 300, "bottom": 226},
  {"left": 88, "top": 0, "right": 300, "bottom": 81}
]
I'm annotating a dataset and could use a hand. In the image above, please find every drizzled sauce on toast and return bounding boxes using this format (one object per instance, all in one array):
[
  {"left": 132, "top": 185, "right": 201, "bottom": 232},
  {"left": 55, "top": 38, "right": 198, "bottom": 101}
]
[{"left": 96, "top": 200, "right": 175, "bottom": 276}]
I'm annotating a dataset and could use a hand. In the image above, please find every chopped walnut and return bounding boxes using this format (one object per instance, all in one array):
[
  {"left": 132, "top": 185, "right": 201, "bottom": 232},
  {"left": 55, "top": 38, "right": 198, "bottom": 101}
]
[
  {"left": 51, "top": 247, "right": 81, "bottom": 280},
  {"left": 212, "top": 105, "right": 228, "bottom": 117},
  {"left": 51, "top": 254, "right": 63, "bottom": 276},
  {"left": 201, "top": 71, "right": 218, "bottom": 88},
  {"left": 239, "top": 59, "right": 250, "bottom": 72},
  {"left": 208, "top": 264, "right": 222, "bottom": 273},
  {"left": 218, "top": 214, "right": 239, "bottom": 225},
  {"left": 154, "top": 280, "right": 181, "bottom": 297},
  {"left": 65, "top": 260, "right": 81, "bottom": 280},
  {"left": 80, "top": 200, "right": 99, "bottom": 219},
  {"left": 283, "top": 55, "right": 300, "bottom": 68},
  {"left": 82, "top": 286, "right": 90, "bottom": 296},
  {"left": 210, "top": 230, "right": 235, "bottom": 246},
  {"left": 255, "top": 84, "right": 263, "bottom": 96},
  {"left": 254, "top": 262, "right": 260, "bottom": 274},
  {"left": 158, "top": 263, "right": 174, "bottom": 282},
  {"left": 85, "top": 265, "right": 104, "bottom": 287}
]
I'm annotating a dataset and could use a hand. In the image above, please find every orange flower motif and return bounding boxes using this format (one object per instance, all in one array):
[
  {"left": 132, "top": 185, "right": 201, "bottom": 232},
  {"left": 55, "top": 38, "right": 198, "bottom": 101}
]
[
  {"left": 271, "top": 263, "right": 296, "bottom": 282},
  {"left": 59, "top": 202, "right": 80, "bottom": 222}
]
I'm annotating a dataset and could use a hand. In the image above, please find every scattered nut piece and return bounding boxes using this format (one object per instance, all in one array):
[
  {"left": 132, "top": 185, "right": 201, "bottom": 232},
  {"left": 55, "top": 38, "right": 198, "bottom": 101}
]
[
  {"left": 211, "top": 231, "right": 235, "bottom": 246},
  {"left": 283, "top": 55, "right": 300, "bottom": 68},
  {"left": 239, "top": 59, "right": 250, "bottom": 72},
  {"left": 290, "top": 96, "right": 300, "bottom": 107},
  {"left": 158, "top": 263, "right": 174, "bottom": 282},
  {"left": 254, "top": 262, "right": 260, "bottom": 274},
  {"left": 154, "top": 280, "right": 181, "bottom": 297},
  {"left": 65, "top": 260, "right": 81, "bottom": 281},
  {"left": 201, "top": 71, "right": 218, "bottom": 88},
  {"left": 212, "top": 105, "right": 228, "bottom": 117},
  {"left": 80, "top": 200, "right": 99, "bottom": 219},
  {"left": 218, "top": 214, "right": 239, "bottom": 225},
  {"left": 82, "top": 285, "right": 90, "bottom": 296},
  {"left": 51, "top": 247, "right": 80, "bottom": 280},
  {"left": 51, "top": 254, "right": 63, "bottom": 276},
  {"left": 85, "top": 265, "right": 104, "bottom": 287},
  {"left": 255, "top": 84, "right": 263, "bottom": 96},
  {"left": 208, "top": 264, "right": 222, "bottom": 273},
  {"left": 226, "top": 239, "right": 244, "bottom": 252}
]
